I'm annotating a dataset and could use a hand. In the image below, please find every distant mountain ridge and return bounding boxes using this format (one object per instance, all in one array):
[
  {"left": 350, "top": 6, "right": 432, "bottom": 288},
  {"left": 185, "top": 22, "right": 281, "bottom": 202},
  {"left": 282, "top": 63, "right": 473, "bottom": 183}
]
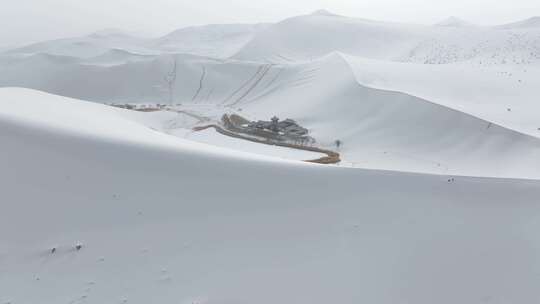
[
  {"left": 496, "top": 16, "right": 540, "bottom": 29},
  {"left": 4, "top": 13, "right": 540, "bottom": 63},
  {"left": 4, "top": 23, "right": 270, "bottom": 59},
  {"left": 435, "top": 16, "right": 475, "bottom": 27}
]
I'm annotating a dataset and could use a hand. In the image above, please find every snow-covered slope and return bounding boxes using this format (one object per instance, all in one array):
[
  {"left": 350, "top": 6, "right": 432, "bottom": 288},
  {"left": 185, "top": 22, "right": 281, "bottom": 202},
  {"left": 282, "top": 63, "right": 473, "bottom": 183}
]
[
  {"left": 235, "top": 54, "right": 540, "bottom": 178},
  {"left": 0, "top": 53, "right": 217, "bottom": 103},
  {"left": 3, "top": 88, "right": 540, "bottom": 304},
  {"left": 233, "top": 12, "right": 425, "bottom": 62},
  {"left": 4, "top": 30, "right": 156, "bottom": 59},
  {"left": 4, "top": 24, "right": 269, "bottom": 60},
  {"left": 156, "top": 23, "right": 269, "bottom": 58},
  {"left": 341, "top": 54, "right": 540, "bottom": 137},
  {"left": 496, "top": 16, "right": 540, "bottom": 29},
  {"left": 233, "top": 12, "right": 540, "bottom": 65}
]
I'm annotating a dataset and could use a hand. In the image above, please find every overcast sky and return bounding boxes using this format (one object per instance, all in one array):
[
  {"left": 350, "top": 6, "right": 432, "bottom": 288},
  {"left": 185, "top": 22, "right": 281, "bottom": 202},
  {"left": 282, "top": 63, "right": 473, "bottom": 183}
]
[{"left": 2, "top": 0, "right": 539, "bottom": 47}]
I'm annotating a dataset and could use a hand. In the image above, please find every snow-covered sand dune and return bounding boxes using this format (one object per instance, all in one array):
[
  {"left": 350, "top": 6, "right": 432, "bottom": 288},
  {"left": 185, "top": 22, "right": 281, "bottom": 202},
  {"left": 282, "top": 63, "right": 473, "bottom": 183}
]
[
  {"left": 0, "top": 52, "right": 266, "bottom": 104},
  {"left": 233, "top": 11, "right": 540, "bottom": 65},
  {"left": 2, "top": 87, "right": 540, "bottom": 304},
  {"left": 238, "top": 54, "right": 540, "bottom": 178},
  {"left": 341, "top": 55, "right": 540, "bottom": 137},
  {"left": 496, "top": 16, "right": 540, "bottom": 29},
  {"left": 3, "top": 24, "right": 269, "bottom": 59},
  {"left": 156, "top": 23, "right": 270, "bottom": 58},
  {"left": 3, "top": 29, "right": 156, "bottom": 59}
]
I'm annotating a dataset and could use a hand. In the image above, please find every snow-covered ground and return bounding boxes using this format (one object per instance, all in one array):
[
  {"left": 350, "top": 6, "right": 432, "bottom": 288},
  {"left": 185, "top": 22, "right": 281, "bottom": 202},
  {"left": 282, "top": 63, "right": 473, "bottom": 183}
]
[
  {"left": 2, "top": 11, "right": 540, "bottom": 303},
  {"left": 183, "top": 128, "right": 324, "bottom": 160},
  {"left": 2, "top": 87, "right": 540, "bottom": 304}
]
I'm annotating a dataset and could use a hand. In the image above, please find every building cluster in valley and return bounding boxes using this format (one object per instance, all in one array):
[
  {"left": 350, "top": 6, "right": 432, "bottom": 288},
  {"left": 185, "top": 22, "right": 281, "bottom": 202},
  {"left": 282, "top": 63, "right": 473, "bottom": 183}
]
[
  {"left": 247, "top": 116, "right": 309, "bottom": 137},
  {"left": 224, "top": 114, "right": 314, "bottom": 145}
]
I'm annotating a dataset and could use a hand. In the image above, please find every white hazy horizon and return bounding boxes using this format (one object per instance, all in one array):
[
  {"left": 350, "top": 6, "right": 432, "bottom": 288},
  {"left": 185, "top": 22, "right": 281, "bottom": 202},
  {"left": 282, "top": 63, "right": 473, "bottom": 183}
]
[{"left": 1, "top": 0, "right": 540, "bottom": 47}]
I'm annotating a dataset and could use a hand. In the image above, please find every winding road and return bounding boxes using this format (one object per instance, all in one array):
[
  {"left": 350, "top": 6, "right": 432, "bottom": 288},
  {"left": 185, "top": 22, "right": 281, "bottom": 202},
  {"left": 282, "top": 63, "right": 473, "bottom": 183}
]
[{"left": 193, "top": 122, "right": 340, "bottom": 165}]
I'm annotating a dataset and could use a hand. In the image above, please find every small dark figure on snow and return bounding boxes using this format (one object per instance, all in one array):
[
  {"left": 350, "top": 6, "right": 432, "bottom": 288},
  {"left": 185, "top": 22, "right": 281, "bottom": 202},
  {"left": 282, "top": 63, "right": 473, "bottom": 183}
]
[
  {"left": 335, "top": 139, "right": 342, "bottom": 149},
  {"left": 75, "top": 243, "right": 83, "bottom": 251},
  {"left": 51, "top": 247, "right": 56, "bottom": 254}
]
